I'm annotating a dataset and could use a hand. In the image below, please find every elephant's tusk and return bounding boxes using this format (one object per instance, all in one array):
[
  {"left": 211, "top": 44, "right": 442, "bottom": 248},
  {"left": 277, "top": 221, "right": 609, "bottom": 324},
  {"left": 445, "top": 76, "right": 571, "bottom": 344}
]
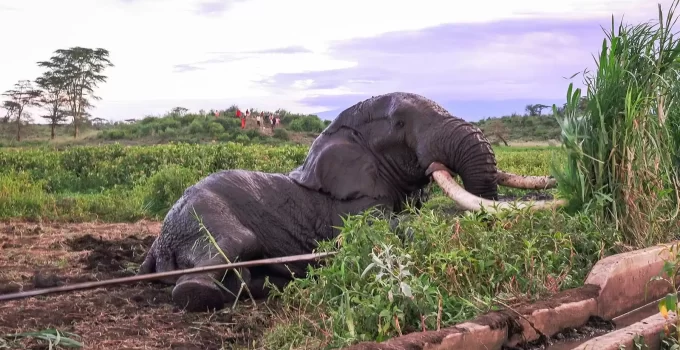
[
  {"left": 496, "top": 170, "right": 558, "bottom": 190},
  {"left": 428, "top": 162, "right": 566, "bottom": 213}
]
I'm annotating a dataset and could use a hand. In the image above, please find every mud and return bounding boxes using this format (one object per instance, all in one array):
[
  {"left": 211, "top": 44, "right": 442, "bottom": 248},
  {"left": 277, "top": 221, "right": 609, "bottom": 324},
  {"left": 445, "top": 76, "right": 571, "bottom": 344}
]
[
  {"left": 65, "top": 233, "right": 155, "bottom": 275},
  {"left": 505, "top": 317, "right": 616, "bottom": 350},
  {"left": 0, "top": 221, "right": 275, "bottom": 350}
]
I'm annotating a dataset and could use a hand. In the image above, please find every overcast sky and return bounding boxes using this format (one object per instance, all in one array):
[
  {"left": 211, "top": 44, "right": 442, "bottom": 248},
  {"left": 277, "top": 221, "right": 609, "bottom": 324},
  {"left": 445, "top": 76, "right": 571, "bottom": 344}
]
[{"left": 0, "top": 0, "right": 672, "bottom": 122}]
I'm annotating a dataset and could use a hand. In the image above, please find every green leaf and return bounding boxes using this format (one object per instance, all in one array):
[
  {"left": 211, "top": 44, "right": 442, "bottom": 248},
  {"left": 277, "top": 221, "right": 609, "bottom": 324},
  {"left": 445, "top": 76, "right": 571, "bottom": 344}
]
[
  {"left": 665, "top": 293, "right": 678, "bottom": 312},
  {"left": 400, "top": 282, "right": 412, "bottom": 298},
  {"left": 360, "top": 263, "right": 375, "bottom": 279}
]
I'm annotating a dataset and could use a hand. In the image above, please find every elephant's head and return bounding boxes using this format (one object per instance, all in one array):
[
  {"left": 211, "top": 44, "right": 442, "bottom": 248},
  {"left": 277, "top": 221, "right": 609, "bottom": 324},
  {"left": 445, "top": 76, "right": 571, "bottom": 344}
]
[{"left": 289, "top": 92, "right": 565, "bottom": 213}]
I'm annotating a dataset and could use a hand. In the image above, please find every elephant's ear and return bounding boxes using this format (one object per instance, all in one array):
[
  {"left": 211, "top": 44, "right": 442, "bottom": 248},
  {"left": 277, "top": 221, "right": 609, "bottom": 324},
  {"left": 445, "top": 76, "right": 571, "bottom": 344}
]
[{"left": 289, "top": 130, "right": 382, "bottom": 200}]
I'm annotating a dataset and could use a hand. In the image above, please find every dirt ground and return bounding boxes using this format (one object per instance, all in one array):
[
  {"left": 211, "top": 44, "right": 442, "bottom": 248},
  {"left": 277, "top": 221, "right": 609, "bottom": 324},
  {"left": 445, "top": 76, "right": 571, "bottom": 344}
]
[{"left": 0, "top": 221, "right": 275, "bottom": 350}]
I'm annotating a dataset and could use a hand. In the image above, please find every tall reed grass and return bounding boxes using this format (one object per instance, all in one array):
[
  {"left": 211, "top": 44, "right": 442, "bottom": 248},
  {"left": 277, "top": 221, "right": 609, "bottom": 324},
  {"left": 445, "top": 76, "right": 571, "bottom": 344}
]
[{"left": 552, "top": 0, "right": 680, "bottom": 246}]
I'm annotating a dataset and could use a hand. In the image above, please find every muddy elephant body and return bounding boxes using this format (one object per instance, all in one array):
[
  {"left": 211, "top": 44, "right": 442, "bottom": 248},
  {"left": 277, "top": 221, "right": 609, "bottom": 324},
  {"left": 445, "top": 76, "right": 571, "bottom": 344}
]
[{"left": 138, "top": 92, "right": 562, "bottom": 312}]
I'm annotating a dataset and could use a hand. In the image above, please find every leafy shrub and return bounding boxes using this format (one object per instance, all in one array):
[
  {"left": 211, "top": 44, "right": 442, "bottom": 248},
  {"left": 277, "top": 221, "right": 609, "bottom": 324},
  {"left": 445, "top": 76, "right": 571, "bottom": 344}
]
[
  {"left": 273, "top": 128, "right": 289, "bottom": 140},
  {"left": 235, "top": 134, "right": 250, "bottom": 143},
  {"left": 207, "top": 122, "right": 225, "bottom": 136},
  {"left": 101, "top": 130, "right": 126, "bottom": 140},
  {"left": 142, "top": 165, "right": 200, "bottom": 217},
  {"left": 188, "top": 119, "right": 205, "bottom": 134},
  {"left": 288, "top": 116, "right": 325, "bottom": 133}
]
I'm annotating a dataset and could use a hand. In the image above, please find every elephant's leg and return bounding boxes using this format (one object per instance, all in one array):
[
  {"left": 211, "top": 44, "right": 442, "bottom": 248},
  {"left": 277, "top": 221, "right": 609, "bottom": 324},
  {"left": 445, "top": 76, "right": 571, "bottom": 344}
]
[
  {"left": 172, "top": 231, "right": 261, "bottom": 312},
  {"left": 247, "top": 273, "right": 294, "bottom": 300}
]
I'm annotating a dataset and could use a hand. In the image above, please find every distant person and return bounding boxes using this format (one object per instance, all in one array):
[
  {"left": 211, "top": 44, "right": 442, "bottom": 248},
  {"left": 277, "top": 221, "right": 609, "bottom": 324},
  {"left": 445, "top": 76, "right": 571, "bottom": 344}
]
[
  {"left": 256, "top": 114, "right": 262, "bottom": 129},
  {"left": 237, "top": 109, "right": 246, "bottom": 129},
  {"left": 270, "top": 114, "right": 275, "bottom": 131},
  {"left": 275, "top": 116, "right": 280, "bottom": 126}
]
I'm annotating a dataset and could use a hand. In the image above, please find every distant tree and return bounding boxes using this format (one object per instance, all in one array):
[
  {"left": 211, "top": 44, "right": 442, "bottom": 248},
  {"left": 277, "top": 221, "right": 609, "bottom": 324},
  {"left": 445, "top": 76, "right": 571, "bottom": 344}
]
[
  {"left": 534, "top": 104, "right": 549, "bottom": 116},
  {"left": 37, "top": 47, "right": 114, "bottom": 138},
  {"left": 1, "top": 100, "right": 19, "bottom": 123},
  {"left": 487, "top": 119, "right": 509, "bottom": 146},
  {"left": 171, "top": 106, "right": 188, "bottom": 116},
  {"left": 91, "top": 117, "right": 107, "bottom": 129},
  {"left": 525, "top": 104, "right": 539, "bottom": 116},
  {"left": 2, "top": 80, "right": 42, "bottom": 141},
  {"left": 35, "top": 70, "right": 70, "bottom": 139}
]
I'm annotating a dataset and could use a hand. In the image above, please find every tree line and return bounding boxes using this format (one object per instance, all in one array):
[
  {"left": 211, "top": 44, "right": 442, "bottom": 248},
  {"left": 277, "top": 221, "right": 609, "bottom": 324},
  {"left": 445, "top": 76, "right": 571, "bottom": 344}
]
[{"left": 1, "top": 47, "right": 114, "bottom": 141}]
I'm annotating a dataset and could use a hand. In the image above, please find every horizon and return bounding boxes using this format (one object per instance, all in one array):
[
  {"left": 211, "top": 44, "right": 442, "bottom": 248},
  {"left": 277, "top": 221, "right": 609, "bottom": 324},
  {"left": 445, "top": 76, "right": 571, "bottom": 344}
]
[{"left": 0, "top": 0, "right": 673, "bottom": 123}]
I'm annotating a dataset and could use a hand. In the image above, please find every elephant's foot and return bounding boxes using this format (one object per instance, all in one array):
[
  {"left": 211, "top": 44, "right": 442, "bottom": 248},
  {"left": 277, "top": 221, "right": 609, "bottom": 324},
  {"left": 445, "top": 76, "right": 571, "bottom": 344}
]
[{"left": 172, "top": 274, "right": 225, "bottom": 312}]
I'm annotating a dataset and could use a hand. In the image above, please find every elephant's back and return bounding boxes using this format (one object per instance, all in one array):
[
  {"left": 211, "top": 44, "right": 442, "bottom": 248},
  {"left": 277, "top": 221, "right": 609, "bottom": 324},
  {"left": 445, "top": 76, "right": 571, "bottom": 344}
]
[{"left": 193, "top": 169, "right": 303, "bottom": 203}]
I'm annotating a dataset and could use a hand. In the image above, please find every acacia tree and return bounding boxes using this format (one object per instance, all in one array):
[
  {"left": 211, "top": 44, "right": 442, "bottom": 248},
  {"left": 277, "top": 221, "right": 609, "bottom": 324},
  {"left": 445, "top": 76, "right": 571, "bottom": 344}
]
[
  {"left": 35, "top": 71, "right": 69, "bottom": 139},
  {"left": 535, "top": 104, "right": 549, "bottom": 116},
  {"left": 487, "top": 119, "right": 510, "bottom": 146},
  {"left": 170, "top": 106, "right": 188, "bottom": 116},
  {"left": 1, "top": 100, "right": 19, "bottom": 123},
  {"left": 2, "top": 80, "right": 41, "bottom": 141},
  {"left": 38, "top": 47, "right": 114, "bottom": 138}
]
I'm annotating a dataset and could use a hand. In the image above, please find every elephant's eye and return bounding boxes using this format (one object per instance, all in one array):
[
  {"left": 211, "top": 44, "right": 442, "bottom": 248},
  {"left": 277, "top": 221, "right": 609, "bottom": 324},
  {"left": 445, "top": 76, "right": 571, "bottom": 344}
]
[{"left": 395, "top": 120, "right": 405, "bottom": 128}]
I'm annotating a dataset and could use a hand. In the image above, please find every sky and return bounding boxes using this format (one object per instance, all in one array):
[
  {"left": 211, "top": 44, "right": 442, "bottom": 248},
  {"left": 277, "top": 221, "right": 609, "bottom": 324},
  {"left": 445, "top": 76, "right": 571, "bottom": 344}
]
[{"left": 0, "top": 0, "right": 674, "bottom": 122}]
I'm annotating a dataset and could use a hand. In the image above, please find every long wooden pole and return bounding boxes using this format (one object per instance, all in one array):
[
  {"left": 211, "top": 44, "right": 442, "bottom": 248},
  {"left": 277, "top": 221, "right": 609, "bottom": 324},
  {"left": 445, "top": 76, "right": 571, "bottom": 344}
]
[{"left": 0, "top": 251, "right": 336, "bottom": 302}]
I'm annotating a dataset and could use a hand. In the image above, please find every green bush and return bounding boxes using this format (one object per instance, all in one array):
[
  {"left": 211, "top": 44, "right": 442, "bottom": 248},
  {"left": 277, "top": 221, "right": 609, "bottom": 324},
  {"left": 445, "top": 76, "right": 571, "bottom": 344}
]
[
  {"left": 235, "top": 134, "right": 250, "bottom": 143},
  {"left": 289, "top": 116, "right": 325, "bottom": 133},
  {"left": 188, "top": 119, "right": 205, "bottom": 134},
  {"left": 207, "top": 122, "right": 225, "bottom": 136},
  {"left": 142, "top": 165, "right": 200, "bottom": 217},
  {"left": 273, "top": 128, "right": 290, "bottom": 140}
]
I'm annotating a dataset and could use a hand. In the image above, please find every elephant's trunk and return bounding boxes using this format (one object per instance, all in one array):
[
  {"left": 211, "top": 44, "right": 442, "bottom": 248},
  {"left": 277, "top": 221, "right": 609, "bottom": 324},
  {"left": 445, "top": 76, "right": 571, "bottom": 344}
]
[
  {"left": 423, "top": 117, "right": 565, "bottom": 213},
  {"left": 425, "top": 118, "right": 500, "bottom": 199}
]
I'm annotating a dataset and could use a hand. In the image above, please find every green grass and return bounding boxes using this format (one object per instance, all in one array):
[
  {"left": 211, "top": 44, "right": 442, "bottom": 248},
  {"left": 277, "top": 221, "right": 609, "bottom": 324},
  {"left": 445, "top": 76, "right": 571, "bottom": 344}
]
[
  {"left": 552, "top": 1, "right": 680, "bottom": 247},
  {"left": 0, "top": 142, "right": 309, "bottom": 221},
  {"left": 264, "top": 206, "right": 616, "bottom": 349},
  {"left": 0, "top": 143, "right": 557, "bottom": 222}
]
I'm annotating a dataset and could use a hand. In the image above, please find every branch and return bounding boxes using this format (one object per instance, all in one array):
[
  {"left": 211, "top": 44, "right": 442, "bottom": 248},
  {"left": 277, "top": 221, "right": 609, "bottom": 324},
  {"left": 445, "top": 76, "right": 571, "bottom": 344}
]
[{"left": 0, "top": 251, "right": 336, "bottom": 302}]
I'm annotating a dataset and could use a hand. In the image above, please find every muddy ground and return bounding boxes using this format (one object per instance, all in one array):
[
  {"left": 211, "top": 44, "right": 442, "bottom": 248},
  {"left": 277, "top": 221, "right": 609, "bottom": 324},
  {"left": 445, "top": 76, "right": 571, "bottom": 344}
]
[{"left": 0, "top": 221, "right": 275, "bottom": 350}]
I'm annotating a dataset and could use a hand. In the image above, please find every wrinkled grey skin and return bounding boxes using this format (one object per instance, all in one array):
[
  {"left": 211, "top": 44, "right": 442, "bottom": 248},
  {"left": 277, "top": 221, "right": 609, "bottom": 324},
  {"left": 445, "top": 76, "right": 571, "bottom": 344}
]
[{"left": 138, "top": 92, "right": 498, "bottom": 312}]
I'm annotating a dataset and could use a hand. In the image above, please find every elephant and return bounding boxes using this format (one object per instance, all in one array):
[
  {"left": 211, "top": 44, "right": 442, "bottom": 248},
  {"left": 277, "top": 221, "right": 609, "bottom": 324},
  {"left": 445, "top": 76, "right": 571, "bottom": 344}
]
[{"left": 137, "top": 92, "right": 565, "bottom": 312}]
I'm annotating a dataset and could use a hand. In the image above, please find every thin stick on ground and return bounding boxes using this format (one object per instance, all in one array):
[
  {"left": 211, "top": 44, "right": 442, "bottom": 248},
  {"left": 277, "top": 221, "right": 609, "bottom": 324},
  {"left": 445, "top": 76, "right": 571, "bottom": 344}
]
[{"left": 0, "top": 251, "right": 336, "bottom": 302}]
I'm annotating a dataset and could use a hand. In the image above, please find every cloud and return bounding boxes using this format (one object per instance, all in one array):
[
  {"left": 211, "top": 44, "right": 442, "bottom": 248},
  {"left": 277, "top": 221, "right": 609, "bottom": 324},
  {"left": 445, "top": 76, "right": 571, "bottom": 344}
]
[
  {"left": 195, "top": 0, "right": 248, "bottom": 15},
  {"left": 0, "top": 0, "right": 674, "bottom": 122},
  {"left": 173, "top": 64, "right": 205, "bottom": 73},
  {"left": 173, "top": 46, "right": 315, "bottom": 73},
  {"left": 260, "top": 18, "right": 616, "bottom": 119}
]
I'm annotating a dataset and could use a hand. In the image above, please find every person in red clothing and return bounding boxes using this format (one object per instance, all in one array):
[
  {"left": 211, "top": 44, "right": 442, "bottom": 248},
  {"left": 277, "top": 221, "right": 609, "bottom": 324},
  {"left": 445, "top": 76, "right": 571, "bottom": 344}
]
[{"left": 237, "top": 109, "right": 245, "bottom": 129}]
